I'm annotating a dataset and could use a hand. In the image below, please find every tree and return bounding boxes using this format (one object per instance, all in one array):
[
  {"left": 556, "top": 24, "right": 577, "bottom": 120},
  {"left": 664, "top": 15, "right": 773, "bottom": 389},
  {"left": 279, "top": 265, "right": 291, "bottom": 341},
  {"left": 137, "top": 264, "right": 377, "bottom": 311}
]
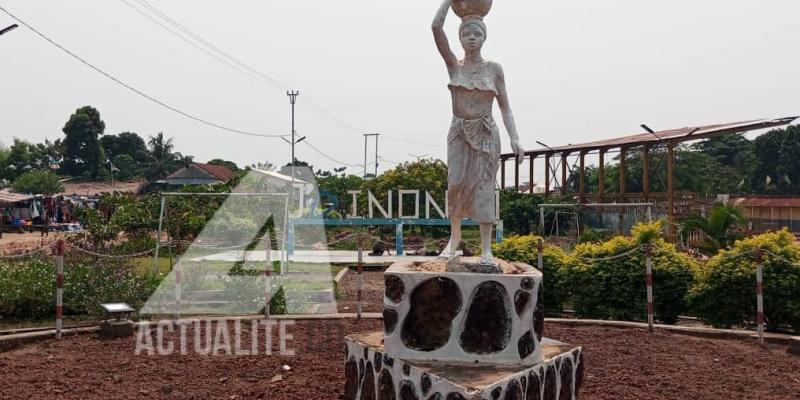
[
  {"left": 207, "top": 159, "right": 239, "bottom": 172},
  {"left": 1, "top": 139, "right": 58, "bottom": 181},
  {"left": 100, "top": 131, "right": 147, "bottom": 160},
  {"left": 751, "top": 126, "right": 800, "bottom": 194},
  {"left": 680, "top": 202, "right": 746, "bottom": 254},
  {"left": 143, "top": 132, "right": 176, "bottom": 180},
  {"left": 61, "top": 106, "right": 106, "bottom": 179},
  {"left": 12, "top": 170, "right": 64, "bottom": 195}
]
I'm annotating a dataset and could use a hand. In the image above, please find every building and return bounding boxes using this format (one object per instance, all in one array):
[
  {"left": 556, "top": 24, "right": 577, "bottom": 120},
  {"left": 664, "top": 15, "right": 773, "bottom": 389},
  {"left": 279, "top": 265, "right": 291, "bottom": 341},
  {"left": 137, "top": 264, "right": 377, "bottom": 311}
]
[
  {"left": 733, "top": 197, "right": 800, "bottom": 234},
  {"left": 161, "top": 163, "right": 236, "bottom": 186}
]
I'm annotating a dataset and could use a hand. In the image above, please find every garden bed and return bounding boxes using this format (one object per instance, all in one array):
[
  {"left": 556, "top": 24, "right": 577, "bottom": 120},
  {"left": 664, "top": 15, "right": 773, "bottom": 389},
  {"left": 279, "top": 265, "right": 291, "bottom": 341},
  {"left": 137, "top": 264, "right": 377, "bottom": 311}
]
[{"left": 0, "top": 319, "right": 798, "bottom": 399}]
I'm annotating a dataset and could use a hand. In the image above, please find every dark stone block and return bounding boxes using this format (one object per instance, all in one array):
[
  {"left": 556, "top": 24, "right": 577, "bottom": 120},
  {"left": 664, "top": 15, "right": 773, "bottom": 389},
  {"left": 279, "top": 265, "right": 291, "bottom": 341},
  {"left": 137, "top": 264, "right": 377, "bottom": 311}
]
[
  {"left": 420, "top": 374, "right": 432, "bottom": 396},
  {"left": 426, "top": 394, "right": 443, "bottom": 400},
  {"left": 378, "top": 370, "right": 396, "bottom": 400},
  {"left": 374, "top": 352, "right": 383, "bottom": 372},
  {"left": 362, "top": 362, "right": 376, "bottom": 400},
  {"left": 385, "top": 275, "right": 405, "bottom": 303},
  {"left": 400, "top": 380, "right": 418, "bottom": 400},
  {"left": 445, "top": 394, "right": 466, "bottom": 400},
  {"left": 533, "top": 302, "right": 545, "bottom": 343},
  {"left": 402, "top": 278, "right": 462, "bottom": 351},
  {"left": 345, "top": 358, "right": 359, "bottom": 400},
  {"left": 384, "top": 308, "right": 399, "bottom": 335},
  {"left": 574, "top": 350, "right": 584, "bottom": 397},
  {"left": 359, "top": 359, "right": 366, "bottom": 383},
  {"left": 520, "top": 376, "right": 527, "bottom": 393},
  {"left": 491, "top": 387, "right": 502, "bottom": 400},
  {"left": 364, "top": 347, "right": 369, "bottom": 359},
  {"left": 559, "top": 357, "right": 574, "bottom": 400},
  {"left": 514, "top": 290, "right": 531, "bottom": 316},
  {"left": 543, "top": 364, "right": 557, "bottom": 400},
  {"left": 526, "top": 368, "right": 542, "bottom": 400},
  {"left": 383, "top": 354, "right": 395, "bottom": 368},
  {"left": 517, "top": 331, "right": 536, "bottom": 359},
  {"left": 521, "top": 277, "right": 534, "bottom": 290},
  {"left": 403, "top": 364, "right": 411, "bottom": 376},
  {"left": 344, "top": 344, "right": 349, "bottom": 359},
  {"left": 503, "top": 380, "right": 523, "bottom": 400},
  {"left": 460, "top": 281, "right": 512, "bottom": 354}
]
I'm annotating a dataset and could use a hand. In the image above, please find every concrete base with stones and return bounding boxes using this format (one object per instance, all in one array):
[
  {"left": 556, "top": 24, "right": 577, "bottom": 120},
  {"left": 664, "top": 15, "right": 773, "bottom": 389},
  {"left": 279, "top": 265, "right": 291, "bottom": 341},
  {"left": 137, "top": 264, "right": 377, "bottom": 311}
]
[
  {"left": 383, "top": 259, "right": 544, "bottom": 365},
  {"left": 789, "top": 337, "right": 800, "bottom": 356},
  {"left": 345, "top": 332, "right": 584, "bottom": 400}
]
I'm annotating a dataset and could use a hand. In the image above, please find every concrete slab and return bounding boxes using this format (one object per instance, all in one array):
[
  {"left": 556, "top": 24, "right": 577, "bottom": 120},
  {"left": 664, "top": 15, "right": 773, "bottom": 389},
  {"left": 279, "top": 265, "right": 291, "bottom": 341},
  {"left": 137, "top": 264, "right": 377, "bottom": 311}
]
[{"left": 788, "top": 337, "right": 800, "bottom": 356}]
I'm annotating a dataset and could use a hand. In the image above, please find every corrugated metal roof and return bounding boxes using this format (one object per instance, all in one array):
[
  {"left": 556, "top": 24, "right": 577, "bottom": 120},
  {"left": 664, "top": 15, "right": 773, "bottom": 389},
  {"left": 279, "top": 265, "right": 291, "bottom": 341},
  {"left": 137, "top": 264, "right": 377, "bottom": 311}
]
[
  {"left": 0, "top": 189, "right": 35, "bottom": 204},
  {"left": 733, "top": 197, "right": 800, "bottom": 207},
  {"left": 503, "top": 117, "right": 798, "bottom": 159}
]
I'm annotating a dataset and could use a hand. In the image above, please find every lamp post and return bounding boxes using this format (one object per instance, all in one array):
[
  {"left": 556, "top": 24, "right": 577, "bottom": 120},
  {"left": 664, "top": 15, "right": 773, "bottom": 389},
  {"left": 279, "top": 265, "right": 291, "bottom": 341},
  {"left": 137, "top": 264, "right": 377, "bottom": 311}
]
[{"left": 0, "top": 24, "right": 18, "bottom": 37}]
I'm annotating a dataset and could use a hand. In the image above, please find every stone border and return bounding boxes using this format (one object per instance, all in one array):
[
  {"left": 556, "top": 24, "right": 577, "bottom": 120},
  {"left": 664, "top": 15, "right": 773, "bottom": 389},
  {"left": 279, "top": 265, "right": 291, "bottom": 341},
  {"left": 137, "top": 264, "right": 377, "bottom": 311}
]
[
  {"left": 1, "top": 315, "right": 794, "bottom": 353},
  {"left": 548, "top": 318, "right": 795, "bottom": 346}
]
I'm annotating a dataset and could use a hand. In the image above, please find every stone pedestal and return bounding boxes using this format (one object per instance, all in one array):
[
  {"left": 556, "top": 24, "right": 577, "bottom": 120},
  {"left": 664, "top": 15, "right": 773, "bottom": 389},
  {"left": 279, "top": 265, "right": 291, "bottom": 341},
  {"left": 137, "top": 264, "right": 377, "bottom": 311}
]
[
  {"left": 344, "top": 332, "right": 584, "bottom": 400},
  {"left": 99, "top": 320, "right": 134, "bottom": 338},
  {"left": 383, "top": 259, "right": 544, "bottom": 365}
]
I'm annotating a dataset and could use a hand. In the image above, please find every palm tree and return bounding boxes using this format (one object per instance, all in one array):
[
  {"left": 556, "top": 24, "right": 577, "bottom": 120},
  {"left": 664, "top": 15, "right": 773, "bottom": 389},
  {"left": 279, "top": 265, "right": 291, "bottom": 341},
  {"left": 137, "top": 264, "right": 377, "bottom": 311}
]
[
  {"left": 144, "top": 132, "right": 175, "bottom": 180},
  {"left": 680, "top": 202, "right": 747, "bottom": 253}
]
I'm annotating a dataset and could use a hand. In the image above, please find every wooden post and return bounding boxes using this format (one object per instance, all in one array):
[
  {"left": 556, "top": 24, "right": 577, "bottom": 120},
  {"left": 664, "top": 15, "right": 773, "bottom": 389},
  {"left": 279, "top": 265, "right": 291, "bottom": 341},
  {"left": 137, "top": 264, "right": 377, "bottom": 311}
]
[
  {"left": 265, "top": 232, "right": 272, "bottom": 319},
  {"left": 667, "top": 141, "right": 676, "bottom": 238},
  {"left": 561, "top": 152, "right": 568, "bottom": 195},
  {"left": 756, "top": 250, "right": 765, "bottom": 347},
  {"left": 643, "top": 144, "right": 651, "bottom": 199},
  {"left": 55, "top": 239, "right": 65, "bottom": 339},
  {"left": 544, "top": 153, "right": 551, "bottom": 196},
  {"left": 619, "top": 146, "right": 627, "bottom": 199},
  {"left": 529, "top": 155, "right": 535, "bottom": 194},
  {"left": 537, "top": 238, "right": 544, "bottom": 273},
  {"left": 579, "top": 151, "right": 586, "bottom": 203},
  {"left": 646, "top": 244, "right": 654, "bottom": 333},
  {"left": 598, "top": 148, "right": 606, "bottom": 199},
  {"left": 357, "top": 237, "right": 364, "bottom": 319},
  {"left": 500, "top": 158, "right": 506, "bottom": 191}
]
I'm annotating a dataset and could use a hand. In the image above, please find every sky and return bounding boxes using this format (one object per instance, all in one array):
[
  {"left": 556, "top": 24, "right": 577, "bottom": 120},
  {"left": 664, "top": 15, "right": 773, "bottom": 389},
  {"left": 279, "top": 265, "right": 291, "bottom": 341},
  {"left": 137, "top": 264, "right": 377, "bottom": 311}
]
[{"left": 1, "top": 0, "right": 798, "bottom": 186}]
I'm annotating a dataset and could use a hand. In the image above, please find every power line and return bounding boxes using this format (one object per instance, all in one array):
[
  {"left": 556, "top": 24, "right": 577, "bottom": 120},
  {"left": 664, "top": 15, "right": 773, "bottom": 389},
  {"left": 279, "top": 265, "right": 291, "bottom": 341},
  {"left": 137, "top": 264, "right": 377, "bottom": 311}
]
[
  {"left": 117, "top": 0, "right": 441, "bottom": 147},
  {"left": 0, "top": 5, "right": 288, "bottom": 139},
  {"left": 303, "top": 140, "right": 362, "bottom": 169}
]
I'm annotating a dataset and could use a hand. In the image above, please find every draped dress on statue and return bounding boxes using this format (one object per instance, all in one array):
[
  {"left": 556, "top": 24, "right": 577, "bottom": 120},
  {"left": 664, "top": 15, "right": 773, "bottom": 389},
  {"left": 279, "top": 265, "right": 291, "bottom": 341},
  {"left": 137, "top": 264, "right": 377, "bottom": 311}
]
[{"left": 447, "top": 60, "right": 501, "bottom": 224}]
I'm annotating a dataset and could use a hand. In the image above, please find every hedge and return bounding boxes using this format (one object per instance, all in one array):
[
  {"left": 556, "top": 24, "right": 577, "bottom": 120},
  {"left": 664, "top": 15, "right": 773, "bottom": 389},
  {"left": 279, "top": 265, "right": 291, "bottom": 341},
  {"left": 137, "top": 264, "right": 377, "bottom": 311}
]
[
  {"left": 492, "top": 234, "right": 568, "bottom": 313},
  {"left": 563, "top": 221, "right": 697, "bottom": 324},
  {"left": 691, "top": 229, "right": 800, "bottom": 331}
]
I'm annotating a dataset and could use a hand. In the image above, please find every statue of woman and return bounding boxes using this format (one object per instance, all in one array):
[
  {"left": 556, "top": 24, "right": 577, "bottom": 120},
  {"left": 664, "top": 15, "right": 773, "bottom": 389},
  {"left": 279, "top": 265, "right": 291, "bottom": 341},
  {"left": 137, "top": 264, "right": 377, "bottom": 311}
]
[{"left": 433, "top": 0, "right": 525, "bottom": 266}]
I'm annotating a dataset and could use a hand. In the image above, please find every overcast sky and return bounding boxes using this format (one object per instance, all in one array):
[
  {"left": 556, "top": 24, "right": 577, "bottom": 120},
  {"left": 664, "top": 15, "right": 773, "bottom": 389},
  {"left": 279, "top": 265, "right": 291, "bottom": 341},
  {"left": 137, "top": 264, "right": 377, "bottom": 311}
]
[{"left": 1, "top": 0, "right": 798, "bottom": 184}]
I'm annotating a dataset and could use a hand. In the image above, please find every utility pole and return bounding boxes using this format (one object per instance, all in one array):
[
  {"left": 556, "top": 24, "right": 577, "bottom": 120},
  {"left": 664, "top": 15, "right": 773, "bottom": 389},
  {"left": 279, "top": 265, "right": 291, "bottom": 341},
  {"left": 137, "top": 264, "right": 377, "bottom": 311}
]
[
  {"left": 363, "top": 133, "right": 380, "bottom": 178},
  {"left": 0, "top": 24, "right": 18, "bottom": 37},
  {"left": 282, "top": 91, "right": 305, "bottom": 179}
]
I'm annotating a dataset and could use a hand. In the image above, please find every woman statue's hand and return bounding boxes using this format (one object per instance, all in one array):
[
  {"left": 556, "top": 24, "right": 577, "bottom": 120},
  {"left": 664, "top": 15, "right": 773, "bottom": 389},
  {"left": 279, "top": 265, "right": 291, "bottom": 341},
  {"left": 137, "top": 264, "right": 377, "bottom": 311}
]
[{"left": 511, "top": 139, "right": 525, "bottom": 165}]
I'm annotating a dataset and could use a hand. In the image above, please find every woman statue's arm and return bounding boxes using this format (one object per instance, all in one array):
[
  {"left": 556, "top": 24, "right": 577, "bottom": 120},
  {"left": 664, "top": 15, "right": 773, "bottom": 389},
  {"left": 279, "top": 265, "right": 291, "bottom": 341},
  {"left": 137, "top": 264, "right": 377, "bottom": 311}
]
[
  {"left": 432, "top": 0, "right": 457, "bottom": 68},
  {"left": 495, "top": 64, "right": 526, "bottom": 164}
]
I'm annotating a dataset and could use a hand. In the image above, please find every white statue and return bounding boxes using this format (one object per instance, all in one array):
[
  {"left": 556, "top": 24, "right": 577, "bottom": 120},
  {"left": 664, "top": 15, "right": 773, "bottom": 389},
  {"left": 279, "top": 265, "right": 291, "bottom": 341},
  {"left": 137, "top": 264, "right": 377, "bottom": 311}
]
[{"left": 433, "top": 0, "right": 526, "bottom": 267}]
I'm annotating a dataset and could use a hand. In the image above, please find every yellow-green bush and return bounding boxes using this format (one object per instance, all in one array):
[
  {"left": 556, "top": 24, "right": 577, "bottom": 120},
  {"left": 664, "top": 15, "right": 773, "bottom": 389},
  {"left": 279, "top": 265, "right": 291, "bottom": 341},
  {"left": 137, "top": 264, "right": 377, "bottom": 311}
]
[
  {"left": 563, "top": 221, "right": 697, "bottom": 324},
  {"left": 691, "top": 229, "right": 800, "bottom": 331},
  {"left": 492, "top": 234, "right": 568, "bottom": 312}
]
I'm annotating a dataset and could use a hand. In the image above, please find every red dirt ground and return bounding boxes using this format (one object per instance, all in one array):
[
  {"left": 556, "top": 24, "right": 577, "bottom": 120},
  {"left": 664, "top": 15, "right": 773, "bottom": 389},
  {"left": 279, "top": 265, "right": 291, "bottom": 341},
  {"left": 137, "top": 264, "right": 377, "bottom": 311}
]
[{"left": 0, "top": 319, "right": 798, "bottom": 400}]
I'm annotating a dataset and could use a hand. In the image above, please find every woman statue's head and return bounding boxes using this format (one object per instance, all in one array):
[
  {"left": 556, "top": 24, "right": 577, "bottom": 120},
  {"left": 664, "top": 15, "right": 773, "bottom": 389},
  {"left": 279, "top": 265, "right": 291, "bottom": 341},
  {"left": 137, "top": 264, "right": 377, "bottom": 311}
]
[{"left": 459, "top": 16, "right": 487, "bottom": 51}]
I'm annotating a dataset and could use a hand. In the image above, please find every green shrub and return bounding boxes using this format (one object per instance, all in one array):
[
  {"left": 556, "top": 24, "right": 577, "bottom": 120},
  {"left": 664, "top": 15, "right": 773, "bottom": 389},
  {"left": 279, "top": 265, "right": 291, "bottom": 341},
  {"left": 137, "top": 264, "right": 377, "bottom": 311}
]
[
  {"left": 0, "top": 255, "right": 160, "bottom": 320},
  {"left": 691, "top": 229, "right": 800, "bottom": 331},
  {"left": 564, "top": 221, "right": 696, "bottom": 324},
  {"left": 492, "top": 234, "right": 568, "bottom": 313}
]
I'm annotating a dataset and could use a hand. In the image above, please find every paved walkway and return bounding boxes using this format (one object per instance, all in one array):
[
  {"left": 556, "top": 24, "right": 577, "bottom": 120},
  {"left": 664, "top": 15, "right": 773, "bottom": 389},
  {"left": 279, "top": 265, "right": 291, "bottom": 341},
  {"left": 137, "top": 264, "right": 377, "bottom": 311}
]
[{"left": 192, "top": 250, "right": 439, "bottom": 264}]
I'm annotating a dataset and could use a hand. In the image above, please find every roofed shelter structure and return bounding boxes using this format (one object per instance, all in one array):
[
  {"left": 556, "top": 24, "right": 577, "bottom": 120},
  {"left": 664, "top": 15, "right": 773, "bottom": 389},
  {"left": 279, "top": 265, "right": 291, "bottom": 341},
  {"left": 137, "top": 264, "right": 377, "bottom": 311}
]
[{"left": 499, "top": 117, "right": 799, "bottom": 235}]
